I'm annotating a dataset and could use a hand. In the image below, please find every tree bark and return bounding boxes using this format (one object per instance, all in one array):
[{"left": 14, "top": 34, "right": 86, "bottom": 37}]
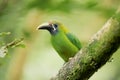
[{"left": 51, "top": 7, "right": 120, "bottom": 80}]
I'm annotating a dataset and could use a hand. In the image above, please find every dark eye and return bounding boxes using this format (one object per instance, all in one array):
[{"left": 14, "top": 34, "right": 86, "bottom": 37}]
[{"left": 54, "top": 24, "right": 58, "bottom": 28}]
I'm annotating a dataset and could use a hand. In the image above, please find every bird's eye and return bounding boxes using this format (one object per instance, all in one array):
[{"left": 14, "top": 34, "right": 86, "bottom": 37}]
[{"left": 54, "top": 24, "right": 58, "bottom": 28}]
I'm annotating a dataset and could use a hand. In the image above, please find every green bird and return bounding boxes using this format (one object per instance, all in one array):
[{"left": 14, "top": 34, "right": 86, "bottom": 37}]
[{"left": 37, "top": 21, "right": 81, "bottom": 62}]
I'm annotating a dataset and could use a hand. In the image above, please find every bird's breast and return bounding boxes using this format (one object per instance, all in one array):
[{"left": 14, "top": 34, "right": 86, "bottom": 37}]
[{"left": 51, "top": 32, "right": 79, "bottom": 61}]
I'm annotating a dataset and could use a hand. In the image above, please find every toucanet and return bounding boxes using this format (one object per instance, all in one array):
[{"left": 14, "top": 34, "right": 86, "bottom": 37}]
[{"left": 37, "top": 21, "right": 82, "bottom": 62}]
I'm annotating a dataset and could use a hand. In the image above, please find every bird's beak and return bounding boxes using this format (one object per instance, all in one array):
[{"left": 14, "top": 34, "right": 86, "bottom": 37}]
[{"left": 37, "top": 22, "right": 51, "bottom": 30}]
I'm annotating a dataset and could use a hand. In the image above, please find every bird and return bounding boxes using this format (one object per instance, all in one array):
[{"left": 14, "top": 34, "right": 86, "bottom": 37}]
[{"left": 37, "top": 21, "right": 82, "bottom": 62}]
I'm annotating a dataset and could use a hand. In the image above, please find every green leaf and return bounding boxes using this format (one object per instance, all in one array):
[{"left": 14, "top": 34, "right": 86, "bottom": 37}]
[
  {"left": 15, "top": 44, "right": 26, "bottom": 48},
  {"left": 0, "top": 32, "right": 11, "bottom": 37}
]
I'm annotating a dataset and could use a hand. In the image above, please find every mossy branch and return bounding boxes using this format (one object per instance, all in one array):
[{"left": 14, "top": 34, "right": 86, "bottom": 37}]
[{"left": 51, "top": 8, "right": 120, "bottom": 80}]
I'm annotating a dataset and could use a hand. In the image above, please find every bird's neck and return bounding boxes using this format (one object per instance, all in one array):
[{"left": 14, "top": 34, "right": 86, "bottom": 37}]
[{"left": 60, "top": 26, "right": 69, "bottom": 33}]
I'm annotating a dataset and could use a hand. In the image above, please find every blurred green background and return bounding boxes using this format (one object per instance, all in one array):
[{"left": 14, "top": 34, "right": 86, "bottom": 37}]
[{"left": 0, "top": 0, "right": 120, "bottom": 80}]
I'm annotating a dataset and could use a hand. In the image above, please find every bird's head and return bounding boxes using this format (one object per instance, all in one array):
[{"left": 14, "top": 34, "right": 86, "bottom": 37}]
[{"left": 37, "top": 21, "right": 68, "bottom": 35}]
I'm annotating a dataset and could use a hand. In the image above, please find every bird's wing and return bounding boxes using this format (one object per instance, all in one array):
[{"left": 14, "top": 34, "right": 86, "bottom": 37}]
[{"left": 66, "top": 33, "right": 82, "bottom": 50}]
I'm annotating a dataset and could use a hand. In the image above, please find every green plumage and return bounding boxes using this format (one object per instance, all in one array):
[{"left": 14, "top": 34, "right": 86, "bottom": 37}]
[
  {"left": 66, "top": 33, "right": 81, "bottom": 49},
  {"left": 38, "top": 21, "right": 82, "bottom": 62}
]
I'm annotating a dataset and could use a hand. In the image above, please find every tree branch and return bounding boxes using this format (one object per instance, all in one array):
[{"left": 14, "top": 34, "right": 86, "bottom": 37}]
[
  {"left": 51, "top": 8, "right": 120, "bottom": 80},
  {"left": 0, "top": 38, "right": 24, "bottom": 58}
]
